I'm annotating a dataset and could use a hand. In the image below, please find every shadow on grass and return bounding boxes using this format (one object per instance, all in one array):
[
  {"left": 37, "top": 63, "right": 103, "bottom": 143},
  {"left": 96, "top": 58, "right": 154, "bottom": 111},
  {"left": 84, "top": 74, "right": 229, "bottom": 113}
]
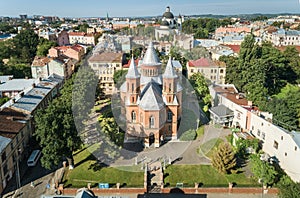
[
  {"left": 88, "top": 160, "right": 108, "bottom": 171},
  {"left": 75, "top": 153, "right": 96, "bottom": 168}
]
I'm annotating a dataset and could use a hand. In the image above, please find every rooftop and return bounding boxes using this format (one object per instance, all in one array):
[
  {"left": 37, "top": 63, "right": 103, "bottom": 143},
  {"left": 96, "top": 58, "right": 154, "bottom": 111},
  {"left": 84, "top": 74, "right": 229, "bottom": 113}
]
[
  {"left": 0, "top": 75, "right": 13, "bottom": 84},
  {"left": 88, "top": 52, "right": 123, "bottom": 63},
  {"left": 0, "top": 107, "right": 28, "bottom": 139},
  {"left": 11, "top": 79, "right": 58, "bottom": 114},
  {"left": 188, "top": 57, "right": 215, "bottom": 67},
  {"left": 0, "top": 78, "right": 37, "bottom": 92}
]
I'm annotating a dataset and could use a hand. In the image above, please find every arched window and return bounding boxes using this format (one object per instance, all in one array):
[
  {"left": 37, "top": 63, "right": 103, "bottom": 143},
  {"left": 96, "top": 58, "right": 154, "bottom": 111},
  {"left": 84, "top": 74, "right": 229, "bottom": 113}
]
[
  {"left": 150, "top": 116, "right": 155, "bottom": 128},
  {"left": 169, "top": 83, "right": 172, "bottom": 92},
  {"left": 167, "top": 111, "right": 172, "bottom": 122},
  {"left": 131, "top": 111, "right": 136, "bottom": 122},
  {"left": 132, "top": 83, "right": 134, "bottom": 92}
]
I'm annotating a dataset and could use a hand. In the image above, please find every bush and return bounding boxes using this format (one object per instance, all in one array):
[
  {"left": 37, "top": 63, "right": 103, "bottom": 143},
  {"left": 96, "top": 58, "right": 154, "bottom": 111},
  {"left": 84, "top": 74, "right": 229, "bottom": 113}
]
[{"left": 180, "top": 129, "right": 196, "bottom": 141}]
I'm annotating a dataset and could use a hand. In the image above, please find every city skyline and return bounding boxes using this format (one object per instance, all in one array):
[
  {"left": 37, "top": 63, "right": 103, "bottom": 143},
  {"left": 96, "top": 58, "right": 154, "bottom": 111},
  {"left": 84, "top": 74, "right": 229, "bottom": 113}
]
[{"left": 1, "top": 0, "right": 300, "bottom": 18}]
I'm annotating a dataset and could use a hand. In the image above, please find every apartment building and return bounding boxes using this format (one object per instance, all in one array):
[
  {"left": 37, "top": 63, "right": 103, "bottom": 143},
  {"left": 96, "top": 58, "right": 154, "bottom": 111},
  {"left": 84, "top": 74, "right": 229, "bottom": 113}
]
[{"left": 88, "top": 52, "right": 124, "bottom": 95}]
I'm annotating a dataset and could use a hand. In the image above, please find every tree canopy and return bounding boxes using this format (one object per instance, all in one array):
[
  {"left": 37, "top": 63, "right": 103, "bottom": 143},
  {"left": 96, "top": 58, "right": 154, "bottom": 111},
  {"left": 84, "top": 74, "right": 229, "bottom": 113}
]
[{"left": 34, "top": 77, "right": 82, "bottom": 170}]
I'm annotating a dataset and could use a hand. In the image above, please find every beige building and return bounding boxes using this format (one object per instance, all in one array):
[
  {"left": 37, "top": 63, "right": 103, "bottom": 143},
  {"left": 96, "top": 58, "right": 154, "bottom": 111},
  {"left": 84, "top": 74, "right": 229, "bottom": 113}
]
[
  {"left": 187, "top": 57, "right": 226, "bottom": 84},
  {"left": 88, "top": 52, "right": 124, "bottom": 95},
  {"left": 69, "top": 32, "right": 95, "bottom": 45}
]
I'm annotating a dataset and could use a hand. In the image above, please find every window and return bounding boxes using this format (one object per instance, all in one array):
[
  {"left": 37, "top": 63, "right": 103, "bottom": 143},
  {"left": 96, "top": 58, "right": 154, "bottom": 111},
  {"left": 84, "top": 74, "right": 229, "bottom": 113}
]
[
  {"left": 211, "top": 69, "right": 213, "bottom": 73},
  {"left": 131, "top": 111, "right": 136, "bottom": 122},
  {"left": 1, "top": 152, "right": 6, "bottom": 162},
  {"left": 257, "top": 129, "right": 261, "bottom": 137},
  {"left": 220, "top": 69, "right": 224, "bottom": 73},
  {"left": 169, "top": 83, "right": 172, "bottom": 92},
  {"left": 262, "top": 132, "right": 265, "bottom": 140},
  {"left": 285, "top": 152, "right": 287, "bottom": 156},
  {"left": 273, "top": 141, "right": 278, "bottom": 149},
  {"left": 167, "top": 111, "right": 172, "bottom": 122},
  {"left": 10, "top": 143, "right": 14, "bottom": 150},
  {"left": 132, "top": 83, "right": 134, "bottom": 92},
  {"left": 150, "top": 116, "right": 155, "bottom": 128},
  {"left": 295, "top": 146, "right": 298, "bottom": 151},
  {"left": 191, "top": 69, "right": 194, "bottom": 73},
  {"left": 281, "top": 136, "right": 283, "bottom": 140}
]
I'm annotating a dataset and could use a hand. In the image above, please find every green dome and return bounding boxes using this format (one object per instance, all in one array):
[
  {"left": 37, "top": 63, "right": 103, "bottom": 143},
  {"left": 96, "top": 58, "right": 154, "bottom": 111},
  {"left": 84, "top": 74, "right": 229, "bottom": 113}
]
[{"left": 161, "top": 20, "right": 170, "bottom": 26}]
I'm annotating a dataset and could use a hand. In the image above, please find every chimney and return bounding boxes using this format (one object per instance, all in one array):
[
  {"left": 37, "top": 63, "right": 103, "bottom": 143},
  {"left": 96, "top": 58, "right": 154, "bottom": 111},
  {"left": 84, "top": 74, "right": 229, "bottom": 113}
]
[
  {"left": 235, "top": 94, "right": 240, "bottom": 99},
  {"left": 19, "top": 91, "right": 24, "bottom": 97},
  {"left": 32, "top": 83, "right": 36, "bottom": 88},
  {"left": 12, "top": 98, "right": 16, "bottom": 104}
]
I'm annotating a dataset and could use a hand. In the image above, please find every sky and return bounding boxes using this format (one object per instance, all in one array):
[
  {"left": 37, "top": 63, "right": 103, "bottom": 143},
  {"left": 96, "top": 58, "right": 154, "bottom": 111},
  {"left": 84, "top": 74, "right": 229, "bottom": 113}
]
[{"left": 1, "top": 0, "right": 300, "bottom": 18}]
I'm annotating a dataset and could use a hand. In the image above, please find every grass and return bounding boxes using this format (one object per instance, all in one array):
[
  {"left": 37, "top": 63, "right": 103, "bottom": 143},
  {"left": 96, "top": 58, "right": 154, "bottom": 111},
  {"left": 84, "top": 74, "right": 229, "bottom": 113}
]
[
  {"left": 164, "top": 165, "right": 258, "bottom": 187},
  {"left": 197, "top": 138, "right": 224, "bottom": 159},
  {"left": 63, "top": 146, "right": 144, "bottom": 188},
  {"left": 196, "top": 126, "right": 205, "bottom": 139}
]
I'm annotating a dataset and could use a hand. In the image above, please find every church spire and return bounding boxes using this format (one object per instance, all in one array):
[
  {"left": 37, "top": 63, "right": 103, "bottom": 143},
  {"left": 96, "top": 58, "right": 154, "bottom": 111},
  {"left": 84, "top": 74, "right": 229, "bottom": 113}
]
[
  {"left": 126, "top": 56, "right": 140, "bottom": 79},
  {"left": 163, "top": 56, "right": 177, "bottom": 79}
]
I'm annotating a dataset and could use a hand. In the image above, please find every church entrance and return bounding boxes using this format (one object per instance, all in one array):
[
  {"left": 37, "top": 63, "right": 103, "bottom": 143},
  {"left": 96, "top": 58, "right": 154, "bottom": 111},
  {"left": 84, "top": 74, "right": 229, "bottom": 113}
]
[{"left": 149, "top": 133, "right": 155, "bottom": 146}]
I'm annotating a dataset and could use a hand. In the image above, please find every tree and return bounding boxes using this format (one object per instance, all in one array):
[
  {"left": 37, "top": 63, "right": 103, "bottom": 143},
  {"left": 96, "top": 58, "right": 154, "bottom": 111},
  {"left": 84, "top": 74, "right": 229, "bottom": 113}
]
[
  {"left": 278, "top": 176, "right": 300, "bottom": 198},
  {"left": 211, "top": 142, "right": 237, "bottom": 174},
  {"left": 37, "top": 38, "right": 57, "bottom": 57},
  {"left": 113, "top": 69, "right": 128, "bottom": 86},
  {"left": 72, "top": 66, "right": 100, "bottom": 131},
  {"left": 250, "top": 154, "right": 278, "bottom": 186},
  {"left": 12, "top": 28, "right": 39, "bottom": 63},
  {"left": 189, "top": 73, "right": 211, "bottom": 112},
  {"left": 34, "top": 78, "right": 82, "bottom": 170}
]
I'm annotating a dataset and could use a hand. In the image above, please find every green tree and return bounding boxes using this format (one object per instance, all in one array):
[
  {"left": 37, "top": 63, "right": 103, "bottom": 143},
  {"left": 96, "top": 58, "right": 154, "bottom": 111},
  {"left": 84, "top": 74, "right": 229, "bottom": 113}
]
[
  {"left": 37, "top": 38, "right": 57, "bottom": 57},
  {"left": 13, "top": 28, "right": 39, "bottom": 63},
  {"left": 72, "top": 66, "right": 99, "bottom": 131},
  {"left": 250, "top": 154, "right": 278, "bottom": 186},
  {"left": 278, "top": 176, "right": 300, "bottom": 198},
  {"left": 211, "top": 142, "right": 237, "bottom": 174},
  {"left": 189, "top": 73, "right": 211, "bottom": 111},
  {"left": 34, "top": 78, "right": 82, "bottom": 170},
  {"left": 113, "top": 69, "right": 128, "bottom": 86}
]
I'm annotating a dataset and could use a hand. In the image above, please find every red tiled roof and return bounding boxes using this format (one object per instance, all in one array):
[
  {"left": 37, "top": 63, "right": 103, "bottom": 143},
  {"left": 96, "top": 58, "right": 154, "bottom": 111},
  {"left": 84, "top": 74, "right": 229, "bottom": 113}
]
[
  {"left": 188, "top": 57, "right": 214, "bottom": 67},
  {"left": 223, "top": 45, "right": 241, "bottom": 53},
  {"left": 123, "top": 58, "right": 140, "bottom": 68},
  {"left": 276, "top": 45, "right": 300, "bottom": 53},
  {"left": 69, "top": 32, "right": 86, "bottom": 36}
]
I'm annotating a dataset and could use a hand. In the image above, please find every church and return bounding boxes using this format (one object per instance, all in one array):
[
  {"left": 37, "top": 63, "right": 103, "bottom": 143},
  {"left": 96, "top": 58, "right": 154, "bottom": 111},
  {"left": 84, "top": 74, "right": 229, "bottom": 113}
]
[{"left": 120, "top": 42, "right": 183, "bottom": 147}]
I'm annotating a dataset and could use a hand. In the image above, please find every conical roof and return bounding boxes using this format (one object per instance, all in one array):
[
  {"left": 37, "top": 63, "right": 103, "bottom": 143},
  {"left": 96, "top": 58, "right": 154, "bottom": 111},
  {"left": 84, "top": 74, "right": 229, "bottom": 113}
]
[
  {"left": 142, "top": 42, "right": 161, "bottom": 66},
  {"left": 163, "top": 56, "right": 178, "bottom": 79},
  {"left": 126, "top": 56, "right": 140, "bottom": 79}
]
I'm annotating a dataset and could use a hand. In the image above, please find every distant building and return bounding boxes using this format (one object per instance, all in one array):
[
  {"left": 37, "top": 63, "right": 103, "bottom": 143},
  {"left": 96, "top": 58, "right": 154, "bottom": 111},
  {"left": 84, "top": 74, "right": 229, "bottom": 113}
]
[
  {"left": 57, "top": 30, "right": 70, "bottom": 46},
  {"left": 88, "top": 52, "right": 124, "bottom": 95},
  {"left": 120, "top": 42, "right": 183, "bottom": 147},
  {"left": 69, "top": 32, "right": 95, "bottom": 45},
  {"left": 48, "top": 44, "right": 84, "bottom": 61},
  {"left": 187, "top": 57, "right": 226, "bottom": 84},
  {"left": 266, "top": 26, "right": 300, "bottom": 46}
]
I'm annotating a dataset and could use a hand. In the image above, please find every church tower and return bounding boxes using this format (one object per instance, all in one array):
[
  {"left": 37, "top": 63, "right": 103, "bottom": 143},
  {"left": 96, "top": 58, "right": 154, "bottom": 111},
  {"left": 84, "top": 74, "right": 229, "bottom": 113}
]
[{"left": 163, "top": 57, "right": 179, "bottom": 140}]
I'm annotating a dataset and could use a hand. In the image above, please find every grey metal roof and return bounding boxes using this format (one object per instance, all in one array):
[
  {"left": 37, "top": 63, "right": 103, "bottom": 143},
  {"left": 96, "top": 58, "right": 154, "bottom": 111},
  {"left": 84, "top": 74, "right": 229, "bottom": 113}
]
[
  {"left": 126, "top": 56, "right": 140, "bottom": 79},
  {"left": 141, "top": 42, "right": 161, "bottom": 66},
  {"left": 210, "top": 104, "right": 233, "bottom": 117},
  {"left": 177, "top": 82, "right": 183, "bottom": 92},
  {"left": 120, "top": 81, "right": 127, "bottom": 92},
  {"left": 171, "top": 60, "right": 182, "bottom": 70},
  {"left": 0, "top": 79, "right": 37, "bottom": 92},
  {"left": 139, "top": 81, "right": 164, "bottom": 110},
  {"left": 0, "top": 136, "right": 11, "bottom": 154},
  {"left": 140, "top": 75, "right": 162, "bottom": 86},
  {"left": 163, "top": 57, "right": 178, "bottom": 79},
  {"left": 12, "top": 80, "right": 58, "bottom": 114},
  {"left": 0, "top": 75, "right": 13, "bottom": 84}
]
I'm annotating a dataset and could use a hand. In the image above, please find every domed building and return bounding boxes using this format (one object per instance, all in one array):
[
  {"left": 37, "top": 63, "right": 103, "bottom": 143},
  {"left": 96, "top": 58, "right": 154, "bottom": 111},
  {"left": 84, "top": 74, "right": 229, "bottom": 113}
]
[
  {"left": 155, "top": 6, "right": 182, "bottom": 40},
  {"left": 120, "top": 42, "right": 183, "bottom": 147}
]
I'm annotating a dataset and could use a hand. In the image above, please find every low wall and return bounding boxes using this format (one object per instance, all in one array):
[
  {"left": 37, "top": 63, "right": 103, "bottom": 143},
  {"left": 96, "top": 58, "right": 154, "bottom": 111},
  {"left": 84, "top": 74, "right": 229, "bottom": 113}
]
[{"left": 62, "top": 187, "right": 278, "bottom": 195}]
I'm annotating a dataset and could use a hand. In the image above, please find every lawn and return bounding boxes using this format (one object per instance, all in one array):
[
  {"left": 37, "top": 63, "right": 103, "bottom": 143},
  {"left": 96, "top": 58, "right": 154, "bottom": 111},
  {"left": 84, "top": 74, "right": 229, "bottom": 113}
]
[
  {"left": 197, "top": 138, "right": 224, "bottom": 159},
  {"left": 62, "top": 146, "right": 144, "bottom": 188},
  {"left": 164, "top": 165, "right": 258, "bottom": 187}
]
